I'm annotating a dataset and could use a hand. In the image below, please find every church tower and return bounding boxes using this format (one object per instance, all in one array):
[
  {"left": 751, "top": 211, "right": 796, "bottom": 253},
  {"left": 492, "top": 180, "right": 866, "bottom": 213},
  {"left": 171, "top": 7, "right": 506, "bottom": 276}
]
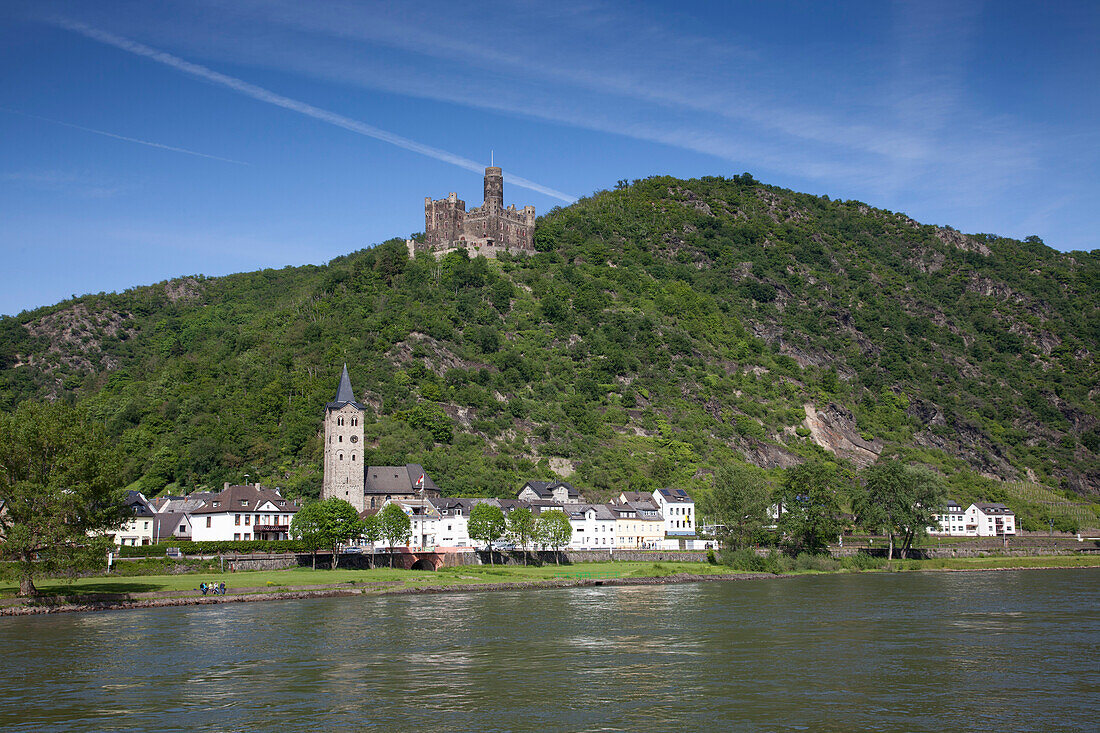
[{"left": 322, "top": 364, "right": 366, "bottom": 512}]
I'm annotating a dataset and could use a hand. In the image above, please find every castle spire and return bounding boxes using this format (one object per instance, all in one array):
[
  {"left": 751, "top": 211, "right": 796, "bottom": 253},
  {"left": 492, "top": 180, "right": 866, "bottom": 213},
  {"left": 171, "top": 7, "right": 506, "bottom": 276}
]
[{"left": 334, "top": 363, "right": 355, "bottom": 404}]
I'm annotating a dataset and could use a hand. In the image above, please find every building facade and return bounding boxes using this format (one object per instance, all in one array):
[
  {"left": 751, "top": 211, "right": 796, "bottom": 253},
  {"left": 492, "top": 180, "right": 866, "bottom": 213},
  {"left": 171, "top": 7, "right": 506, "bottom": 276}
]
[
  {"left": 412, "top": 167, "right": 536, "bottom": 258},
  {"left": 189, "top": 484, "right": 299, "bottom": 542},
  {"left": 321, "top": 365, "right": 367, "bottom": 512}
]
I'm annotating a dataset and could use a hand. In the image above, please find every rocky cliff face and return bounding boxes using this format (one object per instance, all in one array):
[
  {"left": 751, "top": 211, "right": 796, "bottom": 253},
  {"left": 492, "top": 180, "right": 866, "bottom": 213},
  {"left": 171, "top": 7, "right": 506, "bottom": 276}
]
[{"left": 802, "top": 403, "right": 883, "bottom": 467}]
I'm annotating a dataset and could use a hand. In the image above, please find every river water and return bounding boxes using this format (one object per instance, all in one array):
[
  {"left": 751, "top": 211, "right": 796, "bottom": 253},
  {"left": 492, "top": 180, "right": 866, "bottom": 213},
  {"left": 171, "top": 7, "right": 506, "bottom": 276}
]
[{"left": 2, "top": 568, "right": 1097, "bottom": 732}]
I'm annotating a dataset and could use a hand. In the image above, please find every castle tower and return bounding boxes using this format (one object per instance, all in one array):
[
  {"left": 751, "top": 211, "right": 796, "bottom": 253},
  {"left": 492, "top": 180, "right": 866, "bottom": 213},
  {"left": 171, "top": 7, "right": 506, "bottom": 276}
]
[
  {"left": 483, "top": 166, "right": 503, "bottom": 214},
  {"left": 321, "top": 364, "right": 366, "bottom": 512}
]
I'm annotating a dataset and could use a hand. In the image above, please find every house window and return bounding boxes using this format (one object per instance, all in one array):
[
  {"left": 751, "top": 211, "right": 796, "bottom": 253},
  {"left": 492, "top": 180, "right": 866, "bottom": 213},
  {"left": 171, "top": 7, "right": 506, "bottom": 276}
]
[
  {"left": 206, "top": 517, "right": 212, "bottom": 528},
  {"left": 235, "top": 514, "right": 241, "bottom": 525},
  {"left": 234, "top": 533, "right": 240, "bottom": 541},
  {"left": 245, "top": 515, "right": 251, "bottom": 526}
]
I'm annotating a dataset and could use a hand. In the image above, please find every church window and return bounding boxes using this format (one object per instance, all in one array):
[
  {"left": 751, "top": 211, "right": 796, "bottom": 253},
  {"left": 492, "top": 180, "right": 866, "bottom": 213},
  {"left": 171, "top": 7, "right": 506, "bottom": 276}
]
[
  {"left": 338, "top": 453, "right": 344, "bottom": 461},
  {"left": 351, "top": 454, "right": 356, "bottom": 461},
  {"left": 352, "top": 417, "right": 358, "bottom": 426},
  {"left": 338, "top": 435, "right": 343, "bottom": 443}
]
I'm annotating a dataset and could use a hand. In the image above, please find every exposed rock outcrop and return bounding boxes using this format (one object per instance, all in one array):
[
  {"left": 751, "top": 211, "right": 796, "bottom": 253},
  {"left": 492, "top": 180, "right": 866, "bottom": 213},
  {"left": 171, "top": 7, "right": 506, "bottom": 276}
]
[{"left": 802, "top": 403, "right": 882, "bottom": 467}]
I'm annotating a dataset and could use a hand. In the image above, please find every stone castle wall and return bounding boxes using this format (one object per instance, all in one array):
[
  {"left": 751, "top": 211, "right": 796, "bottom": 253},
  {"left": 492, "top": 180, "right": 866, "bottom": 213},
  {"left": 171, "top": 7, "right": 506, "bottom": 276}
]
[{"left": 421, "top": 166, "right": 535, "bottom": 255}]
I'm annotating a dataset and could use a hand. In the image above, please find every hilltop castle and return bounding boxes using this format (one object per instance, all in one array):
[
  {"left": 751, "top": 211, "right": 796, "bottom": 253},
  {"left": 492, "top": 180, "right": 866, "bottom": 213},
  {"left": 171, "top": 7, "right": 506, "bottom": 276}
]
[{"left": 408, "top": 166, "right": 536, "bottom": 258}]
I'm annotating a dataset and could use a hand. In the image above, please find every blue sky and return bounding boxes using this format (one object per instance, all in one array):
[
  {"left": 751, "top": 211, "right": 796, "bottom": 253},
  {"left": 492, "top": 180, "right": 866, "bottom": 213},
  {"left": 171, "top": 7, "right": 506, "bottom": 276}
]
[{"left": 1, "top": 0, "right": 1097, "bottom": 316}]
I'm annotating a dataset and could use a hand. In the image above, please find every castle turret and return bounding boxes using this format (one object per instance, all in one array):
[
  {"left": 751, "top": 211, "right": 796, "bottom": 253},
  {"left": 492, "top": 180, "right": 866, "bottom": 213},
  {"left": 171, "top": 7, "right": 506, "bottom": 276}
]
[
  {"left": 322, "top": 364, "right": 366, "bottom": 512},
  {"left": 483, "top": 166, "right": 503, "bottom": 213}
]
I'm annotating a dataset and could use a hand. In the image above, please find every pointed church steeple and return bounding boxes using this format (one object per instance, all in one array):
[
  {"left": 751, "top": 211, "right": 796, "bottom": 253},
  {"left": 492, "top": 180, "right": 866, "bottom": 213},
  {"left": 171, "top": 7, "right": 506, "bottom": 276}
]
[
  {"left": 327, "top": 364, "right": 364, "bottom": 410},
  {"left": 335, "top": 363, "right": 355, "bottom": 404}
]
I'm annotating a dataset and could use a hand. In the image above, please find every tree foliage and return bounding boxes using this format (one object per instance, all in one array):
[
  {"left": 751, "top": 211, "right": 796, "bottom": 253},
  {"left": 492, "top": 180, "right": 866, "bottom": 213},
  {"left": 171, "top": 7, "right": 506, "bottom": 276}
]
[
  {"left": 535, "top": 508, "right": 573, "bottom": 563},
  {"left": 703, "top": 463, "right": 772, "bottom": 549},
  {"left": 290, "top": 498, "right": 363, "bottom": 569},
  {"left": 775, "top": 461, "right": 844, "bottom": 554},
  {"left": 0, "top": 400, "right": 126, "bottom": 595},
  {"left": 0, "top": 175, "right": 1096, "bottom": 513},
  {"left": 467, "top": 502, "right": 506, "bottom": 564},
  {"left": 852, "top": 460, "right": 946, "bottom": 559},
  {"left": 507, "top": 506, "right": 536, "bottom": 565},
  {"left": 378, "top": 503, "right": 411, "bottom": 567}
]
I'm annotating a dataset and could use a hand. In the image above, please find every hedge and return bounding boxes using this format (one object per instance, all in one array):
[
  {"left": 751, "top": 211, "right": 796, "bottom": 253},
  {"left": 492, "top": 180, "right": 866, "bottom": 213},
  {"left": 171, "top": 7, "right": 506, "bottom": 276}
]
[{"left": 117, "top": 540, "right": 313, "bottom": 557}]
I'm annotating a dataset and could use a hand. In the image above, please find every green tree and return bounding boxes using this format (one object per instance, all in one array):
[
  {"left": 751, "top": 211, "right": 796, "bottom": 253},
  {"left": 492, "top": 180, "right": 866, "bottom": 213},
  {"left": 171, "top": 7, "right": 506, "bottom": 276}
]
[
  {"left": 361, "top": 512, "right": 382, "bottom": 564},
  {"left": 703, "top": 463, "right": 772, "bottom": 549},
  {"left": 507, "top": 506, "right": 536, "bottom": 565},
  {"left": 775, "top": 461, "right": 844, "bottom": 554},
  {"left": 852, "top": 460, "right": 946, "bottom": 560},
  {"left": 535, "top": 509, "right": 572, "bottom": 564},
  {"left": 467, "top": 502, "right": 506, "bottom": 565},
  {"left": 0, "top": 401, "right": 126, "bottom": 596},
  {"left": 290, "top": 498, "right": 363, "bottom": 570},
  {"left": 379, "top": 503, "right": 412, "bottom": 568}
]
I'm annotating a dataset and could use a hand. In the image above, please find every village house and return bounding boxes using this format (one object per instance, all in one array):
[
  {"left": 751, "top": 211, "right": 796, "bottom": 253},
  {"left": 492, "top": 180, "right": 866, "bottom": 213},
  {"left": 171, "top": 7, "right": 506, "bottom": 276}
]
[
  {"left": 929, "top": 501, "right": 1016, "bottom": 537},
  {"left": 567, "top": 503, "right": 618, "bottom": 550},
  {"left": 929, "top": 500, "right": 967, "bottom": 536},
  {"left": 188, "top": 484, "right": 300, "bottom": 542},
  {"left": 518, "top": 480, "right": 582, "bottom": 504},
  {"left": 110, "top": 491, "right": 156, "bottom": 546}
]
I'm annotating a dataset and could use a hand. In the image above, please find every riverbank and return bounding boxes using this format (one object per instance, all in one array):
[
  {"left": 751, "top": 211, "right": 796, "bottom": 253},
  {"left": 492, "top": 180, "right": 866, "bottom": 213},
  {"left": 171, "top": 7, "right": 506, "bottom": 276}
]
[{"left": 3, "top": 556, "right": 1098, "bottom": 616}]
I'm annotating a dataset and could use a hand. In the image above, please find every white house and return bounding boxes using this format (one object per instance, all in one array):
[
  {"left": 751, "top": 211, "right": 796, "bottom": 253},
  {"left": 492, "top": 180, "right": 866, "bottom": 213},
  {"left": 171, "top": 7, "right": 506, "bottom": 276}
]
[
  {"left": 653, "top": 488, "right": 699, "bottom": 549},
  {"left": 966, "top": 502, "right": 1016, "bottom": 536},
  {"left": 929, "top": 501, "right": 1015, "bottom": 537},
  {"left": 190, "top": 484, "right": 299, "bottom": 542},
  {"left": 111, "top": 491, "right": 156, "bottom": 546},
  {"left": 567, "top": 504, "right": 618, "bottom": 550},
  {"left": 929, "top": 500, "right": 967, "bottom": 536}
]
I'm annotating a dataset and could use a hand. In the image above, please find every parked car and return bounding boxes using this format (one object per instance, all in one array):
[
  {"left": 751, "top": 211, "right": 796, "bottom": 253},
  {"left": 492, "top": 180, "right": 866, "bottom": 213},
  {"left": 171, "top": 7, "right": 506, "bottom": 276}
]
[{"left": 341, "top": 546, "right": 363, "bottom": 554}]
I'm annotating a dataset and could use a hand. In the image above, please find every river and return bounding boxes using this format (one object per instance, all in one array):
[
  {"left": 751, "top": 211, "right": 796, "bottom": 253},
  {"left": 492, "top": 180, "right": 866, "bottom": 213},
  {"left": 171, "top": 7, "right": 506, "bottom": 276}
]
[{"left": 2, "top": 568, "right": 1097, "bottom": 732}]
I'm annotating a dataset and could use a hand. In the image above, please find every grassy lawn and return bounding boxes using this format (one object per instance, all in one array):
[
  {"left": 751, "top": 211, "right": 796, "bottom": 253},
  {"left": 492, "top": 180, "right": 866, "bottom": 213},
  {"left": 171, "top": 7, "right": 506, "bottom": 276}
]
[
  {"left": 0, "top": 561, "right": 726, "bottom": 599},
  {"left": 2, "top": 556, "right": 1096, "bottom": 600}
]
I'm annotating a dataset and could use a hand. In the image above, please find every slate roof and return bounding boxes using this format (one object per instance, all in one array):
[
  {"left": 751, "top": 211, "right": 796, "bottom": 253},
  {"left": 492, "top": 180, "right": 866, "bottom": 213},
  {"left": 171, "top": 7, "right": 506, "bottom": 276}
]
[
  {"left": 153, "top": 513, "right": 192, "bottom": 541},
  {"left": 326, "top": 364, "right": 366, "bottom": 411},
  {"left": 974, "top": 502, "right": 1014, "bottom": 515},
  {"left": 190, "top": 485, "right": 299, "bottom": 515},
  {"left": 520, "top": 480, "right": 581, "bottom": 499},
  {"left": 124, "top": 490, "right": 154, "bottom": 517},
  {"left": 364, "top": 464, "right": 439, "bottom": 495}
]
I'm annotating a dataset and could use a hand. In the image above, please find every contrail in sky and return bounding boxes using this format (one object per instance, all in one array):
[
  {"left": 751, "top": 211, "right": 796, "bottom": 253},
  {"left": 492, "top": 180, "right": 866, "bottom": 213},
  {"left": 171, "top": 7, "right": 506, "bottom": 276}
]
[
  {"left": 1, "top": 107, "right": 249, "bottom": 165},
  {"left": 54, "top": 18, "right": 578, "bottom": 203}
]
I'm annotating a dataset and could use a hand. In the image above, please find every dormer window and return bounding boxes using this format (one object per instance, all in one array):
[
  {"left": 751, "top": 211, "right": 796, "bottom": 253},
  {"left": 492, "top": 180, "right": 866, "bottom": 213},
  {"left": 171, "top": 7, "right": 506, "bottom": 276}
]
[
  {"left": 212, "top": 501, "right": 220, "bottom": 508},
  {"left": 240, "top": 499, "right": 248, "bottom": 507}
]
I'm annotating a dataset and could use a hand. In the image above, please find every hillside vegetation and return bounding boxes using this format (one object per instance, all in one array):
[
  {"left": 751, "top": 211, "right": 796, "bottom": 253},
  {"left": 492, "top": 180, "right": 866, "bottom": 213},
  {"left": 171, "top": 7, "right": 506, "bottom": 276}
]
[{"left": 2, "top": 175, "right": 1098, "bottom": 527}]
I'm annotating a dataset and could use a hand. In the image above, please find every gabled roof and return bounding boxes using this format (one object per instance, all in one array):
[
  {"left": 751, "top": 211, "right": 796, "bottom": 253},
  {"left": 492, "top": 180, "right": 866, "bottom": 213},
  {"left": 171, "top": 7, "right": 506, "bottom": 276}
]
[
  {"left": 124, "top": 490, "right": 154, "bottom": 517},
  {"left": 520, "top": 480, "right": 580, "bottom": 499},
  {"left": 326, "top": 364, "right": 366, "bottom": 411},
  {"left": 365, "top": 464, "right": 439, "bottom": 494},
  {"left": 190, "top": 484, "right": 299, "bottom": 515}
]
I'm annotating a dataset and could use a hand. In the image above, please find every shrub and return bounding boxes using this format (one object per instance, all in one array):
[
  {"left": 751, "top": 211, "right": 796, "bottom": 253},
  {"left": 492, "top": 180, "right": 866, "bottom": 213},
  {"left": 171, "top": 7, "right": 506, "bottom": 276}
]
[
  {"left": 792, "top": 552, "right": 840, "bottom": 572},
  {"left": 840, "top": 552, "right": 885, "bottom": 572}
]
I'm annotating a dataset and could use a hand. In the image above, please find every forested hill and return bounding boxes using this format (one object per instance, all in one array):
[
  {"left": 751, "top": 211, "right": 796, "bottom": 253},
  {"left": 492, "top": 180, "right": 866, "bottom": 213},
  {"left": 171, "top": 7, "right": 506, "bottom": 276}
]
[{"left": 2, "top": 174, "right": 1098, "bottom": 515}]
